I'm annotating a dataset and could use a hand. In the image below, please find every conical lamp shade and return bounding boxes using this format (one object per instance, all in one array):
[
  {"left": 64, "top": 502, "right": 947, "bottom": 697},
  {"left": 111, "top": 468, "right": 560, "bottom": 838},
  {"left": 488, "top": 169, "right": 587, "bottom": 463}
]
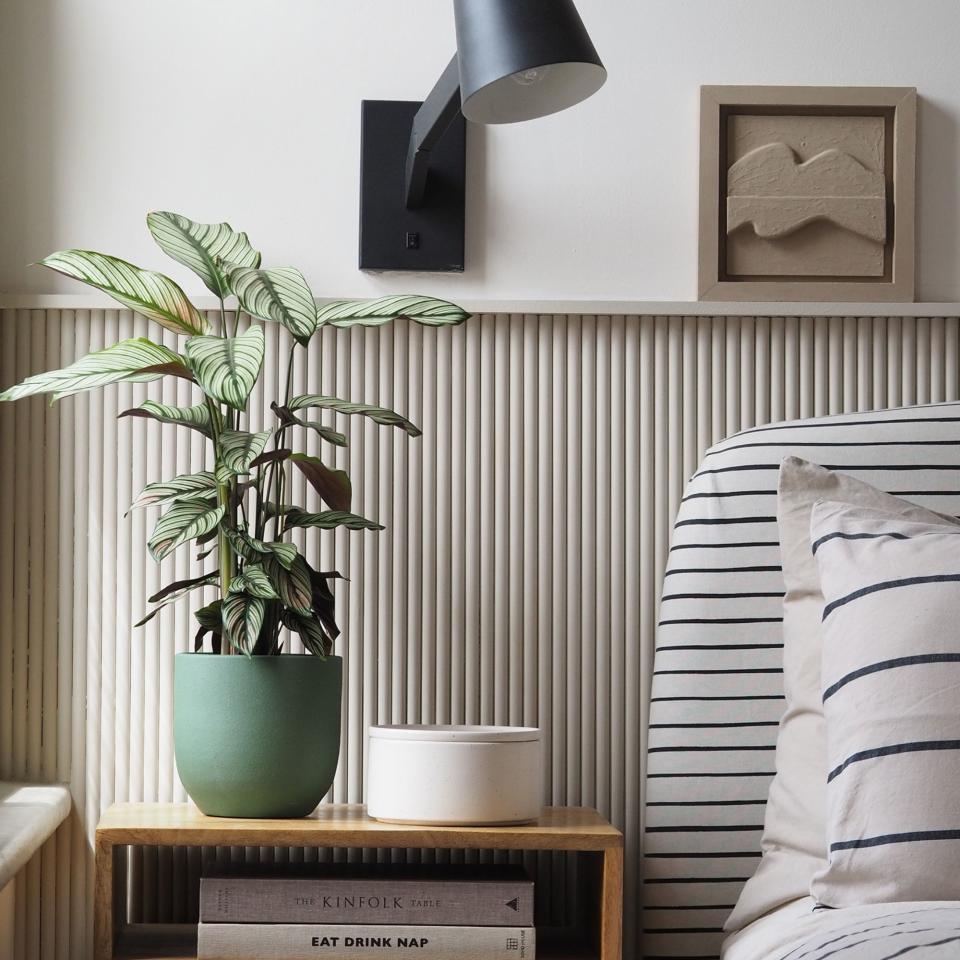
[{"left": 453, "top": 0, "right": 606, "bottom": 124}]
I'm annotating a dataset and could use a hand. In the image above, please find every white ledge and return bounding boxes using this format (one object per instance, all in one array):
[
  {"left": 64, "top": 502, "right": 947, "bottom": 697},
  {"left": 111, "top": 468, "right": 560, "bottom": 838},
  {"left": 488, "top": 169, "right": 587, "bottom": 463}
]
[
  {"left": 0, "top": 294, "right": 958, "bottom": 317},
  {"left": 0, "top": 783, "right": 71, "bottom": 890}
]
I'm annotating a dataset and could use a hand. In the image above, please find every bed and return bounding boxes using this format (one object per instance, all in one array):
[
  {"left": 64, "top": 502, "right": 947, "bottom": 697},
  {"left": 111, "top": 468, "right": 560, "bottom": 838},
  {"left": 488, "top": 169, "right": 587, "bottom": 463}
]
[{"left": 641, "top": 402, "right": 960, "bottom": 960}]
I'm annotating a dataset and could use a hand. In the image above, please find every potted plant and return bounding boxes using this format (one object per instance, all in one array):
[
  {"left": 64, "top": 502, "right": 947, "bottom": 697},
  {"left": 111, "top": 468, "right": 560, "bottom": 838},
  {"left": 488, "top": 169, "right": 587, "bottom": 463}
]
[{"left": 0, "top": 211, "right": 468, "bottom": 817}]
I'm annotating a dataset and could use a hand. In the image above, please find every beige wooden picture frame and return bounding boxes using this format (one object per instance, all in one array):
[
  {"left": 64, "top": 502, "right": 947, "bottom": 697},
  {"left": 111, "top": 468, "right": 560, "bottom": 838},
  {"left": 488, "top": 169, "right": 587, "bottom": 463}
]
[{"left": 698, "top": 85, "right": 916, "bottom": 302}]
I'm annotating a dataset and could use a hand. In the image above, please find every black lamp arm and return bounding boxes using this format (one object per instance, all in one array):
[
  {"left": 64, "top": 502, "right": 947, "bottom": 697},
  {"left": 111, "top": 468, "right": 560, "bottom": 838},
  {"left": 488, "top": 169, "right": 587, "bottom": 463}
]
[{"left": 404, "top": 54, "right": 463, "bottom": 209}]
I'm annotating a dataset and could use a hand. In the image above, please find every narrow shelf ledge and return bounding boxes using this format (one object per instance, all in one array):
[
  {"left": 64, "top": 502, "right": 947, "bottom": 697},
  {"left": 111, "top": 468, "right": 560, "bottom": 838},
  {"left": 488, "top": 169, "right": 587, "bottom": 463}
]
[
  {"left": 1, "top": 294, "right": 959, "bottom": 317},
  {"left": 0, "top": 782, "right": 72, "bottom": 890}
]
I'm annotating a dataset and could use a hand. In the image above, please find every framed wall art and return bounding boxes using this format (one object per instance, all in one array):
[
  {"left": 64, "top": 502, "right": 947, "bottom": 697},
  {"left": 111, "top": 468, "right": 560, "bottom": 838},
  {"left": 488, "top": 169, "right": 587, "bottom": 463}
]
[{"left": 698, "top": 85, "right": 916, "bottom": 302}]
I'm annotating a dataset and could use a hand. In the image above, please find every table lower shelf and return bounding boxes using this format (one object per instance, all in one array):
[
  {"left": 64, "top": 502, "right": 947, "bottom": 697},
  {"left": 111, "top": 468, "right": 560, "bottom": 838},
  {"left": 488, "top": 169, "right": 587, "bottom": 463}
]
[{"left": 115, "top": 924, "right": 597, "bottom": 960}]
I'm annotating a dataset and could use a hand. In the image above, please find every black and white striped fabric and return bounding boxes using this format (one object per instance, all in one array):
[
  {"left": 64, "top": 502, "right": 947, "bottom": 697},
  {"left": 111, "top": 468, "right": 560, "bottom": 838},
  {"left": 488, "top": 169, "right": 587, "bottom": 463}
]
[
  {"left": 643, "top": 402, "right": 960, "bottom": 960},
  {"left": 723, "top": 899, "right": 960, "bottom": 959},
  {"left": 810, "top": 498, "right": 960, "bottom": 907}
]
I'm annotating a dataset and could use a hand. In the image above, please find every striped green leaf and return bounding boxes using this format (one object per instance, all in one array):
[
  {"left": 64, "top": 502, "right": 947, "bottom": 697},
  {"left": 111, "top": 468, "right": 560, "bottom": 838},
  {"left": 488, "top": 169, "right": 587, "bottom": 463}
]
[
  {"left": 218, "top": 429, "right": 271, "bottom": 474},
  {"left": 226, "top": 265, "right": 317, "bottom": 345},
  {"left": 222, "top": 593, "right": 266, "bottom": 656},
  {"left": 118, "top": 400, "right": 213, "bottom": 438},
  {"left": 289, "top": 454, "right": 351, "bottom": 511},
  {"left": 135, "top": 571, "right": 219, "bottom": 627},
  {"left": 0, "top": 338, "right": 184, "bottom": 403},
  {"left": 225, "top": 528, "right": 298, "bottom": 570},
  {"left": 286, "top": 394, "right": 420, "bottom": 437},
  {"left": 228, "top": 564, "right": 279, "bottom": 600},
  {"left": 283, "top": 507, "right": 384, "bottom": 532},
  {"left": 263, "top": 554, "right": 313, "bottom": 614},
  {"left": 315, "top": 295, "right": 469, "bottom": 329},
  {"left": 128, "top": 471, "right": 217, "bottom": 513},
  {"left": 146, "top": 211, "right": 261, "bottom": 299},
  {"left": 272, "top": 402, "right": 346, "bottom": 447},
  {"left": 282, "top": 609, "right": 331, "bottom": 657},
  {"left": 184, "top": 324, "right": 264, "bottom": 411},
  {"left": 148, "top": 500, "right": 225, "bottom": 562},
  {"left": 38, "top": 250, "right": 209, "bottom": 335}
]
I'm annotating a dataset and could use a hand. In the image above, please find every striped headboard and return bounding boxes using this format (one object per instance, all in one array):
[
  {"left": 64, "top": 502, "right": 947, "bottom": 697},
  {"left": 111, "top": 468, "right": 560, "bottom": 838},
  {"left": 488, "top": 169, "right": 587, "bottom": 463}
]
[{"left": 642, "top": 401, "right": 960, "bottom": 960}]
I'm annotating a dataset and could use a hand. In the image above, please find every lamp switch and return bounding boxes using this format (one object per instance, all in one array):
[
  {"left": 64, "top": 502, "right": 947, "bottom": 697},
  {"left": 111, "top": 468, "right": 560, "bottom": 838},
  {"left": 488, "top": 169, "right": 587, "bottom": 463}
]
[{"left": 404, "top": 231, "right": 420, "bottom": 250}]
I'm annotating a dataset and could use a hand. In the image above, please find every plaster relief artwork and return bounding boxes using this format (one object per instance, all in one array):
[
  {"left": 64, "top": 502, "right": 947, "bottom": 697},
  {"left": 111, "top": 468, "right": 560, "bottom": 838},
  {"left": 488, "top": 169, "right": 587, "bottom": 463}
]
[{"left": 725, "top": 114, "right": 887, "bottom": 277}]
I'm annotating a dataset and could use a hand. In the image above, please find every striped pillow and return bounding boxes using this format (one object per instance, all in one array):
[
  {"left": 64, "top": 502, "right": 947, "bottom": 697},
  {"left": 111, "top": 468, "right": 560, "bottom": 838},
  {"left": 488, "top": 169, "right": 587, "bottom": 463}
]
[
  {"left": 726, "top": 457, "right": 956, "bottom": 931},
  {"left": 810, "top": 498, "right": 960, "bottom": 906}
]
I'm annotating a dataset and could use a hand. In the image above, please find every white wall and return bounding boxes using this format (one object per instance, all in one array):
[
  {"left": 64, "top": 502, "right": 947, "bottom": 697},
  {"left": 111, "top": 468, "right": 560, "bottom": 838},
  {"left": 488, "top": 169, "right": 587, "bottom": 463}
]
[{"left": 2, "top": 0, "right": 959, "bottom": 302}]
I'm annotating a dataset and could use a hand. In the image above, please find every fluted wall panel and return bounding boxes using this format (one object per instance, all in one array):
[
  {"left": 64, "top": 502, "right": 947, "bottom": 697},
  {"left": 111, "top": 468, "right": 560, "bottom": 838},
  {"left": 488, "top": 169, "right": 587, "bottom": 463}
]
[{"left": 1, "top": 310, "right": 959, "bottom": 960}]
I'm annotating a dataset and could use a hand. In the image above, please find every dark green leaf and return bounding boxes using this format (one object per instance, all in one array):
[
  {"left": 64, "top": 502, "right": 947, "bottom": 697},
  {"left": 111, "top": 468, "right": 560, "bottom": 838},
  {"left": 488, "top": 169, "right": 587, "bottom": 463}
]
[
  {"left": 289, "top": 453, "right": 351, "bottom": 511},
  {"left": 135, "top": 571, "right": 219, "bottom": 627}
]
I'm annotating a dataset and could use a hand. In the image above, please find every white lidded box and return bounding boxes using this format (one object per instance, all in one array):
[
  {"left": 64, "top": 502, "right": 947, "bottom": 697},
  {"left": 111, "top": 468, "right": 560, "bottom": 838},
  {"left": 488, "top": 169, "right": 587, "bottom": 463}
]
[{"left": 366, "top": 725, "right": 543, "bottom": 825}]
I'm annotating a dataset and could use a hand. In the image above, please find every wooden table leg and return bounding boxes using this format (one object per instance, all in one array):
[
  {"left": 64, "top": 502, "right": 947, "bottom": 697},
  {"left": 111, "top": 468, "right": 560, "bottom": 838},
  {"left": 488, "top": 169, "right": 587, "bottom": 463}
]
[
  {"left": 600, "top": 846, "right": 623, "bottom": 960},
  {"left": 94, "top": 837, "right": 118, "bottom": 960}
]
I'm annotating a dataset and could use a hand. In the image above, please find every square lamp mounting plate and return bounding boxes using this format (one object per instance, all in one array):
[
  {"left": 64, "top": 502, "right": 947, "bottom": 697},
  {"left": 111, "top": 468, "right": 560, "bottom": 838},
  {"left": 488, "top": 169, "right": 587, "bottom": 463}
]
[{"left": 359, "top": 100, "right": 466, "bottom": 272}]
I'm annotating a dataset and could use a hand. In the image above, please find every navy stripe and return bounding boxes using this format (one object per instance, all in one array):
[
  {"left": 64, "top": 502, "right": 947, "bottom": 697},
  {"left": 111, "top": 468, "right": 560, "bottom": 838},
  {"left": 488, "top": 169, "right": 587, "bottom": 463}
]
[
  {"left": 645, "top": 824, "right": 763, "bottom": 832},
  {"left": 831, "top": 828, "right": 960, "bottom": 852},
  {"left": 697, "top": 463, "right": 960, "bottom": 478},
  {"left": 675, "top": 516, "right": 776, "bottom": 527},
  {"left": 811, "top": 529, "right": 912, "bottom": 555},
  {"left": 647, "top": 771, "right": 775, "bottom": 778},
  {"left": 823, "top": 573, "right": 960, "bottom": 619},
  {"left": 649, "top": 695, "right": 784, "bottom": 702},
  {"left": 828, "top": 739, "right": 960, "bottom": 783},
  {"left": 664, "top": 565, "right": 781, "bottom": 576},
  {"left": 660, "top": 591, "right": 784, "bottom": 601},
  {"left": 682, "top": 489, "right": 776, "bottom": 501},
  {"left": 655, "top": 643, "right": 783, "bottom": 652},
  {"left": 723, "top": 411, "right": 960, "bottom": 438},
  {"left": 670, "top": 541, "right": 779, "bottom": 551},
  {"left": 823, "top": 653, "right": 960, "bottom": 702},
  {"left": 648, "top": 745, "right": 776, "bottom": 752},
  {"left": 657, "top": 617, "right": 782, "bottom": 626},
  {"left": 644, "top": 851, "right": 760, "bottom": 858},
  {"left": 704, "top": 438, "right": 960, "bottom": 457},
  {"left": 649, "top": 722, "right": 779, "bottom": 729},
  {"left": 653, "top": 668, "right": 782, "bottom": 675},
  {"left": 642, "top": 876, "right": 750, "bottom": 883},
  {"left": 646, "top": 797, "right": 769, "bottom": 804}
]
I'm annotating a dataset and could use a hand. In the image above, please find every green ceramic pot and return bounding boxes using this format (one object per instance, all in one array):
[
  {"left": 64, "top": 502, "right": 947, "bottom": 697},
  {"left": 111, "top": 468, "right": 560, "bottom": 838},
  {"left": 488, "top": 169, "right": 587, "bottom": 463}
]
[{"left": 174, "top": 653, "right": 342, "bottom": 818}]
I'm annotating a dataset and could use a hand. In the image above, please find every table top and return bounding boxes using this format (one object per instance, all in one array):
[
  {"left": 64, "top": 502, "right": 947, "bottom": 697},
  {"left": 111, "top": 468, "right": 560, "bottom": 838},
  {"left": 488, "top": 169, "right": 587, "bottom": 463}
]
[{"left": 97, "top": 803, "right": 622, "bottom": 850}]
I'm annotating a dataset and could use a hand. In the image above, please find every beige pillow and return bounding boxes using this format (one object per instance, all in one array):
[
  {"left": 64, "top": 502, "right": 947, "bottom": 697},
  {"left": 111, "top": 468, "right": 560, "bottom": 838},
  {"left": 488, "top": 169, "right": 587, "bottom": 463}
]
[{"left": 725, "top": 457, "right": 958, "bottom": 930}]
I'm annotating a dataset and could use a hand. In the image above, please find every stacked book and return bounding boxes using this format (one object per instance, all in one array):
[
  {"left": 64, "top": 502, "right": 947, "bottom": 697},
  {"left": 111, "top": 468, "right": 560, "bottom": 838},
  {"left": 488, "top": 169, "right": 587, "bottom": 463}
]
[{"left": 197, "top": 866, "right": 536, "bottom": 960}]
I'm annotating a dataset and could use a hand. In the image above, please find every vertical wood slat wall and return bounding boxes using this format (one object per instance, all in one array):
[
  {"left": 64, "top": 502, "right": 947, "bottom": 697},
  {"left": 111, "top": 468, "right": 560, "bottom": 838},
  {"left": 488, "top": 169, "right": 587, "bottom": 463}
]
[{"left": 1, "top": 309, "right": 959, "bottom": 960}]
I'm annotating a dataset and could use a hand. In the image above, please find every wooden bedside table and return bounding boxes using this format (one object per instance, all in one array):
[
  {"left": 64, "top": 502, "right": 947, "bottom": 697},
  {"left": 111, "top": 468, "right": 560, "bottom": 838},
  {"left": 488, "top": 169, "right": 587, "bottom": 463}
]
[{"left": 95, "top": 803, "right": 623, "bottom": 960}]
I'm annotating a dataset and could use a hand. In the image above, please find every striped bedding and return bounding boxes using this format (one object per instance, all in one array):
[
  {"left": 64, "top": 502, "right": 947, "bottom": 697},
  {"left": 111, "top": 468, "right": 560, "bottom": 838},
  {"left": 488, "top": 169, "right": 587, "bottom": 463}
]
[
  {"left": 723, "top": 899, "right": 960, "bottom": 960},
  {"left": 642, "top": 402, "right": 960, "bottom": 960}
]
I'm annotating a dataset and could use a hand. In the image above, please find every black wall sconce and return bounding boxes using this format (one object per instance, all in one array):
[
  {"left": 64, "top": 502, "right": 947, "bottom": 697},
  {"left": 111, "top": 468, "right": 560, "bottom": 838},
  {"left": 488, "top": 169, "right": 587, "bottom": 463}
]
[{"left": 359, "top": 0, "right": 606, "bottom": 272}]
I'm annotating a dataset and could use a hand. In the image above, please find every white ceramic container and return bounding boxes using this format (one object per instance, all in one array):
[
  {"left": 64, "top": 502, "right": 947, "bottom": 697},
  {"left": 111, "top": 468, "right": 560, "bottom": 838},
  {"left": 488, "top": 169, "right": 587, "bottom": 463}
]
[{"left": 366, "top": 725, "right": 543, "bottom": 825}]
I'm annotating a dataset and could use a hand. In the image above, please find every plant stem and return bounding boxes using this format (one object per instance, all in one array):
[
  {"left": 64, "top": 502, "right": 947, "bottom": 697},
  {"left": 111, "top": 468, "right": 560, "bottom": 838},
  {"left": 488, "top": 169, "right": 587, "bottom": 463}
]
[
  {"left": 266, "top": 347, "right": 297, "bottom": 539},
  {"left": 205, "top": 394, "right": 235, "bottom": 654}
]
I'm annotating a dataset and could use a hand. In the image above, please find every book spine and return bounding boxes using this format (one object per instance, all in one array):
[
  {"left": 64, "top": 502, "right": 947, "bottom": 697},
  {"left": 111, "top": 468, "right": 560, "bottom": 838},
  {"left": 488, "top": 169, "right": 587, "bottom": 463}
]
[
  {"left": 200, "top": 878, "right": 534, "bottom": 926},
  {"left": 197, "top": 923, "right": 535, "bottom": 960}
]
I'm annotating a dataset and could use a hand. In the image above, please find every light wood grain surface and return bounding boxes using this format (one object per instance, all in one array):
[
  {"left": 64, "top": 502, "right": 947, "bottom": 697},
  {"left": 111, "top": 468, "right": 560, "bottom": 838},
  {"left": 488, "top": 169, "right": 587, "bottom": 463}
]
[{"left": 96, "top": 803, "right": 623, "bottom": 851}]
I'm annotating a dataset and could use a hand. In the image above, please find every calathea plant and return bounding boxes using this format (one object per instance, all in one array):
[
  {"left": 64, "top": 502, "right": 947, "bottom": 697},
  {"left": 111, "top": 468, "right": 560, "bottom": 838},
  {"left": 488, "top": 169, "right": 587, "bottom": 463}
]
[{"left": 0, "top": 212, "right": 468, "bottom": 656}]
